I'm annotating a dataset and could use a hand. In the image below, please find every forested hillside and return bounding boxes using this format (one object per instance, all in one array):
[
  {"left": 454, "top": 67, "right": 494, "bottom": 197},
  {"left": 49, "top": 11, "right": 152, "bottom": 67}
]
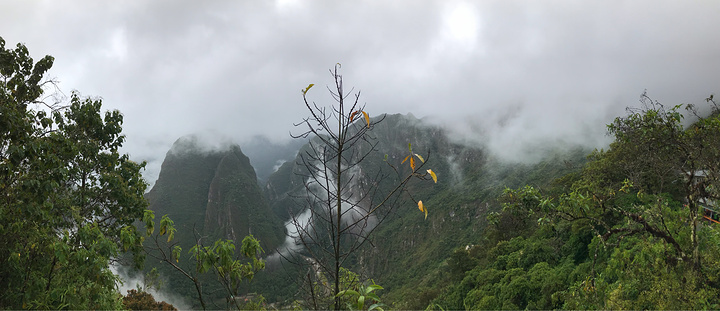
[
  {"left": 428, "top": 95, "right": 720, "bottom": 310},
  {"left": 246, "top": 95, "right": 720, "bottom": 310},
  {"left": 237, "top": 112, "right": 588, "bottom": 307}
]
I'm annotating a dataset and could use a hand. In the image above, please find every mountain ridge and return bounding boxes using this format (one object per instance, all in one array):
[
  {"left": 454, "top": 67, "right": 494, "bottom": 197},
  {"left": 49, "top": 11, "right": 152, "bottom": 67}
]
[{"left": 142, "top": 114, "right": 589, "bottom": 307}]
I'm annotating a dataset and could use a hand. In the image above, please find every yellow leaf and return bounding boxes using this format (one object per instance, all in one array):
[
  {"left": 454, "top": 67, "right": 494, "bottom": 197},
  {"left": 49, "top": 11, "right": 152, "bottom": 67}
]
[
  {"left": 418, "top": 201, "right": 428, "bottom": 220},
  {"left": 410, "top": 157, "right": 416, "bottom": 171},
  {"left": 414, "top": 153, "right": 424, "bottom": 163},
  {"left": 427, "top": 169, "right": 437, "bottom": 183},
  {"left": 362, "top": 111, "right": 370, "bottom": 128},
  {"left": 401, "top": 155, "right": 410, "bottom": 164},
  {"left": 302, "top": 83, "right": 315, "bottom": 95}
]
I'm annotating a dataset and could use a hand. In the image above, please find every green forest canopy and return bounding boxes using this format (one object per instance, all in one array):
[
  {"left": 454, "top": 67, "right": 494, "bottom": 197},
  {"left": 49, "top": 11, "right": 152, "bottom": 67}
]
[{"left": 430, "top": 93, "right": 720, "bottom": 310}]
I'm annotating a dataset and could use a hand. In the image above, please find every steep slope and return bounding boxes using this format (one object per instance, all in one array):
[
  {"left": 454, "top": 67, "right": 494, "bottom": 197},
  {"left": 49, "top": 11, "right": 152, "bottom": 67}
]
[
  {"left": 146, "top": 135, "right": 285, "bottom": 250},
  {"left": 258, "top": 113, "right": 587, "bottom": 305},
  {"left": 143, "top": 135, "right": 285, "bottom": 306},
  {"left": 202, "top": 145, "right": 284, "bottom": 244}
]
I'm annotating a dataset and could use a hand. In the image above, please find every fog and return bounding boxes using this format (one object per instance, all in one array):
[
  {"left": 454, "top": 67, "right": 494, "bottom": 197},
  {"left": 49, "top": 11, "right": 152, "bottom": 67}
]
[
  {"left": 2, "top": 0, "right": 719, "bottom": 184},
  {"left": 111, "top": 264, "right": 190, "bottom": 310},
  {"left": 267, "top": 151, "right": 377, "bottom": 263}
]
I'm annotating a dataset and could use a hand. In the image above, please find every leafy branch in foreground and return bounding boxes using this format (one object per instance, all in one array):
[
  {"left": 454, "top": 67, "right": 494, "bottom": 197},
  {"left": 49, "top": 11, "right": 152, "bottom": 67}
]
[
  {"left": 142, "top": 211, "right": 265, "bottom": 310},
  {"left": 336, "top": 282, "right": 386, "bottom": 311}
]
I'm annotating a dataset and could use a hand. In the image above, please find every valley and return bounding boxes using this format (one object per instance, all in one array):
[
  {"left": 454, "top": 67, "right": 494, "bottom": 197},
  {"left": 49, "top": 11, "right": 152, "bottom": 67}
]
[{"left": 139, "top": 113, "right": 588, "bottom": 309}]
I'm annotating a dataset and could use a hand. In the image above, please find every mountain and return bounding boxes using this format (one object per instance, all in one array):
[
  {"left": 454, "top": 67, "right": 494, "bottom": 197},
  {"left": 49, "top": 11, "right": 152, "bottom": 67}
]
[
  {"left": 142, "top": 135, "right": 286, "bottom": 307},
  {"left": 137, "top": 103, "right": 720, "bottom": 309},
  {"left": 255, "top": 113, "right": 587, "bottom": 306},
  {"left": 146, "top": 135, "right": 285, "bottom": 250},
  {"left": 139, "top": 115, "right": 587, "bottom": 307}
]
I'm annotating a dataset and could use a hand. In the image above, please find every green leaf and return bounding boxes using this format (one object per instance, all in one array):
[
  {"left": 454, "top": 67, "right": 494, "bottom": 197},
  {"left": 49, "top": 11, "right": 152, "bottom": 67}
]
[
  {"left": 159, "top": 215, "right": 176, "bottom": 242},
  {"left": 172, "top": 245, "right": 182, "bottom": 263},
  {"left": 201, "top": 261, "right": 211, "bottom": 273},
  {"left": 143, "top": 210, "right": 155, "bottom": 236},
  {"left": 241, "top": 235, "right": 263, "bottom": 258},
  {"left": 358, "top": 295, "right": 365, "bottom": 310},
  {"left": 336, "top": 289, "right": 359, "bottom": 297}
]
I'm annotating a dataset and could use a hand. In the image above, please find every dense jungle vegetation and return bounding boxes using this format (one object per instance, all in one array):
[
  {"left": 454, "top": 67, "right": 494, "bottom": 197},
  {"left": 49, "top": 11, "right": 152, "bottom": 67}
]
[{"left": 426, "top": 94, "right": 720, "bottom": 310}]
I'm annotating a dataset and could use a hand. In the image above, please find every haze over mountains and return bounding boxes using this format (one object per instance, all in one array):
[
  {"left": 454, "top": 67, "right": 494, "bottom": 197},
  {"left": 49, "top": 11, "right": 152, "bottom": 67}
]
[{"left": 142, "top": 113, "right": 587, "bottom": 307}]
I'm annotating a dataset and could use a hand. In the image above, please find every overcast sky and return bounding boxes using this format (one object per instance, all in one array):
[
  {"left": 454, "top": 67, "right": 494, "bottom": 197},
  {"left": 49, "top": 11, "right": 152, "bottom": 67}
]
[{"left": 2, "top": 0, "right": 719, "bottom": 184}]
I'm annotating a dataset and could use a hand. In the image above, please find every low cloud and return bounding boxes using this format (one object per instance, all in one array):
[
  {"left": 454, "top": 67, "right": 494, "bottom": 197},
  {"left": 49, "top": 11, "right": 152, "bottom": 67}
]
[
  {"left": 112, "top": 264, "right": 191, "bottom": 310},
  {"left": 1, "top": 1, "right": 718, "bottom": 182}
]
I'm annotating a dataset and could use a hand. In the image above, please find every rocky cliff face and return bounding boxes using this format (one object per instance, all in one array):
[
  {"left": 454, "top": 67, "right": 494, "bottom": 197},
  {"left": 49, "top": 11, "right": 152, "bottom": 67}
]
[
  {"left": 203, "top": 146, "right": 284, "bottom": 245},
  {"left": 146, "top": 135, "right": 284, "bottom": 253}
]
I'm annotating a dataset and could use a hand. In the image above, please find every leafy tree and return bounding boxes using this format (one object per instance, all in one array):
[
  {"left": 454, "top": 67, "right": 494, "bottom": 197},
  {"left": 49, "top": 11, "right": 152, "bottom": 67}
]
[
  {"left": 429, "top": 93, "right": 720, "bottom": 310},
  {"left": 447, "top": 248, "right": 479, "bottom": 282},
  {"left": 497, "top": 93, "right": 720, "bottom": 309},
  {"left": 604, "top": 93, "right": 720, "bottom": 268},
  {"left": 0, "top": 37, "right": 148, "bottom": 308},
  {"left": 143, "top": 212, "right": 266, "bottom": 310},
  {"left": 122, "top": 289, "right": 177, "bottom": 310},
  {"left": 288, "top": 64, "right": 437, "bottom": 309},
  {"left": 505, "top": 93, "right": 720, "bottom": 267},
  {"left": 336, "top": 281, "right": 386, "bottom": 310}
]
